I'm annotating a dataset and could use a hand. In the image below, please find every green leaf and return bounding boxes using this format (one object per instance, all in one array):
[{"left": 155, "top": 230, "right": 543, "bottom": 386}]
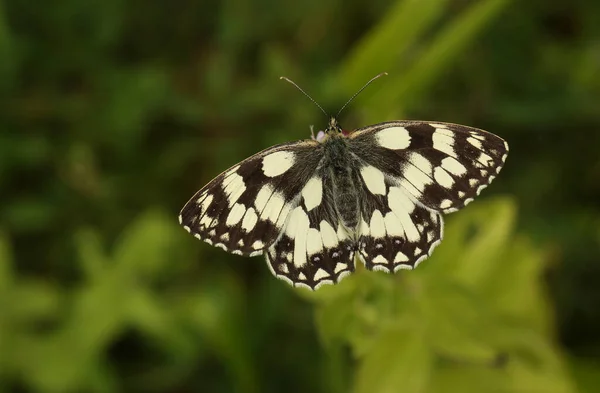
[
  {"left": 339, "top": 0, "right": 449, "bottom": 95},
  {"left": 113, "top": 210, "right": 181, "bottom": 277},
  {"left": 0, "top": 231, "right": 13, "bottom": 288},
  {"left": 354, "top": 325, "right": 431, "bottom": 393},
  {"left": 421, "top": 280, "right": 500, "bottom": 363},
  {"left": 366, "top": 0, "right": 511, "bottom": 118}
]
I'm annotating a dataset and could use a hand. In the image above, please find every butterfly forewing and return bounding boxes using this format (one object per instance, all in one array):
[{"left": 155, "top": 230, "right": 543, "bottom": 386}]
[
  {"left": 179, "top": 140, "right": 323, "bottom": 256},
  {"left": 349, "top": 121, "right": 508, "bottom": 213}
]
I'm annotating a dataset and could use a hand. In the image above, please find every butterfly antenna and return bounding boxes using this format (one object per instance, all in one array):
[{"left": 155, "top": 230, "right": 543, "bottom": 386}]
[
  {"left": 336, "top": 72, "right": 388, "bottom": 118},
  {"left": 280, "top": 76, "right": 329, "bottom": 118}
]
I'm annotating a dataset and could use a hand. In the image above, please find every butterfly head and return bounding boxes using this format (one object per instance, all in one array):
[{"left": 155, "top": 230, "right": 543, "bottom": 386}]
[{"left": 326, "top": 117, "right": 343, "bottom": 134}]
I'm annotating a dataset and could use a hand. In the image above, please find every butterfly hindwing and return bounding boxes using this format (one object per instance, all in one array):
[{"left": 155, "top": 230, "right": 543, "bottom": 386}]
[
  {"left": 265, "top": 170, "right": 356, "bottom": 289},
  {"left": 355, "top": 168, "right": 443, "bottom": 272},
  {"left": 179, "top": 140, "right": 323, "bottom": 255},
  {"left": 349, "top": 121, "right": 508, "bottom": 213}
]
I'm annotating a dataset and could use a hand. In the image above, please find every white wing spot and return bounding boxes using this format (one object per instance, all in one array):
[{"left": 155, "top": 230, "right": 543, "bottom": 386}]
[
  {"left": 261, "top": 191, "right": 286, "bottom": 223},
  {"left": 458, "top": 191, "right": 465, "bottom": 198},
  {"left": 384, "top": 212, "right": 404, "bottom": 237},
  {"left": 334, "top": 263, "right": 346, "bottom": 273},
  {"left": 361, "top": 165, "right": 386, "bottom": 195},
  {"left": 432, "top": 128, "right": 456, "bottom": 157},
  {"left": 430, "top": 123, "right": 449, "bottom": 129},
  {"left": 388, "top": 188, "right": 420, "bottom": 242},
  {"left": 388, "top": 187, "right": 416, "bottom": 214},
  {"left": 408, "top": 152, "right": 433, "bottom": 176},
  {"left": 427, "top": 232, "right": 434, "bottom": 242},
  {"left": 286, "top": 207, "right": 310, "bottom": 268},
  {"left": 220, "top": 233, "right": 230, "bottom": 241},
  {"left": 470, "top": 132, "right": 485, "bottom": 141},
  {"left": 433, "top": 166, "right": 454, "bottom": 189},
  {"left": 314, "top": 268, "right": 329, "bottom": 281},
  {"left": 403, "top": 153, "right": 433, "bottom": 193},
  {"left": 373, "top": 255, "right": 388, "bottom": 264},
  {"left": 369, "top": 210, "right": 386, "bottom": 238},
  {"left": 241, "top": 207, "right": 258, "bottom": 232},
  {"left": 414, "top": 247, "right": 422, "bottom": 256},
  {"left": 477, "top": 152, "right": 493, "bottom": 167},
  {"left": 255, "top": 184, "right": 273, "bottom": 211},
  {"left": 262, "top": 151, "right": 295, "bottom": 177},
  {"left": 306, "top": 228, "right": 324, "bottom": 256},
  {"left": 226, "top": 203, "right": 246, "bottom": 226},
  {"left": 200, "top": 214, "right": 213, "bottom": 229},
  {"left": 441, "top": 157, "right": 467, "bottom": 176},
  {"left": 200, "top": 194, "right": 214, "bottom": 212},
  {"left": 302, "top": 177, "right": 323, "bottom": 211},
  {"left": 469, "top": 178, "right": 479, "bottom": 187},
  {"left": 224, "top": 165, "right": 240, "bottom": 177},
  {"left": 319, "top": 221, "right": 338, "bottom": 248},
  {"left": 394, "top": 252, "right": 408, "bottom": 263},
  {"left": 252, "top": 240, "right": 264, "bottom": 250},
  {"left": 276, "top": 202, "right": 292, "bottom": 228},
  {"left": 223, "top": 173, "right": 246, "bottom": 207},
  {"left": 440, "top": 199, "right": 452, "bottom": 209},
  {"left": 376, "top": 126, "right": 411, "bottom": 149},
  {"left": 467, "top": 136, "right": 483, "bottom": 149}
]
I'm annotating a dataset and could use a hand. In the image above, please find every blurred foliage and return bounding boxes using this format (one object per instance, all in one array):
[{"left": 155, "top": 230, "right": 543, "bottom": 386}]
[{"left": 1, "top": 0, "right": 600, "bottom": 392}]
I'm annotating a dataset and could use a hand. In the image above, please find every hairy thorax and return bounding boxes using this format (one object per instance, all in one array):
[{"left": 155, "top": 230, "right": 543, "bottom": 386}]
[{"left": 322, "top": 136, "right": 360, "bottom": 230}]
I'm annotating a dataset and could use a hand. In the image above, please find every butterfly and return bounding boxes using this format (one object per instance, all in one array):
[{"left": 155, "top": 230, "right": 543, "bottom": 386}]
[{"left": 179, "top": 76, "right": 508, "bottom": 290}]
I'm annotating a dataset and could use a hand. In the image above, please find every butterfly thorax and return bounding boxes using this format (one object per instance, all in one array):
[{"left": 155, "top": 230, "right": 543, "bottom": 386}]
[{"left": 321, "top": 132, "right": 361, "bottom": 232}]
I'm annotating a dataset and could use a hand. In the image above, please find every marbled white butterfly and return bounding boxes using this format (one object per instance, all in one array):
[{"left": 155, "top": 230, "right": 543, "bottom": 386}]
[{"left": 179, "top": 76, "right": 508, "bottom": 290}]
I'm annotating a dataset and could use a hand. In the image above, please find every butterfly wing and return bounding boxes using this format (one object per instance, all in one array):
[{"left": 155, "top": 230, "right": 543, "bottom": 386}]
[
  {"left": 264, "top": 170, "right": 356, "bottom": 290},
  {"left": 349, "top": 121, "right": 508, "bottom": 213},
  {"left": 179, "top": 140, "right": 323, "bottom": 256},
  {"left": 354, "top": 169, "right": 444, "bottom": 272}
]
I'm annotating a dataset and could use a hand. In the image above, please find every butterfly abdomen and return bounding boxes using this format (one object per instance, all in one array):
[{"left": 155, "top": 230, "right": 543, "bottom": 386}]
[
  {"left": 331, "top": 167, "right": 360, "bottom": 230},
  {"left": 322, "top": 136, "right": 361, "bottom": 231}
]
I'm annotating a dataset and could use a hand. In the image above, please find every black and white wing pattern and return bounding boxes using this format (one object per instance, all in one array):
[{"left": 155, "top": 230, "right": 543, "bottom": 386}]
[
  {"left": 265, "top": 169, "right": 356, "bottom": 290},
  {"left": 353, "top": 169, "right": 444, "bottom": 272},
  {"left": 179, "top": 140, "right": 323, "bottom": 256},
  {"left": 349, "top": 121, "right": 508, "bottom": 213},
  {"left": 348, "top": 120, "right": 508, "bottom": 272},
  {"left": 180, "top": 118, "right": 508, "bottom": 290}
]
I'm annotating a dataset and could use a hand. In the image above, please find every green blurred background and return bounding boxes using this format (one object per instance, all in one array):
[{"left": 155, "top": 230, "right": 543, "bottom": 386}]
[{"left": 1, "top": 0, "right": 600, "bottom": 392}]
